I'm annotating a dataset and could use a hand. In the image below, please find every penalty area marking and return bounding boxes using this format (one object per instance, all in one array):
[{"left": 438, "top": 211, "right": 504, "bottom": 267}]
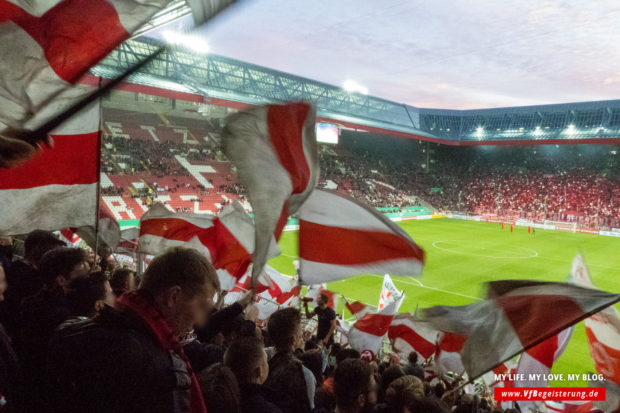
[{"left": 432, "top": 240, "right": 538, "bottom": 259}]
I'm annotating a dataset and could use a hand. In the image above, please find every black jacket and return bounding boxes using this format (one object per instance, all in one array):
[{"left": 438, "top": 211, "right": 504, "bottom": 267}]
[
  {"left": 239, "top": 383, "right": 283, "bottom": 413},
  {"left": 45, "top": 305, "right": 193, "bottom": 413}
]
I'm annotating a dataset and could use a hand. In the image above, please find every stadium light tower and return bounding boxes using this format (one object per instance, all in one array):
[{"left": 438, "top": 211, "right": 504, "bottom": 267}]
[
  {"left": 163, "top": 30, "right": 209, "bottom": 54},
  {"left": 343, "top": 79, "right": 368, "bottom": 95}
]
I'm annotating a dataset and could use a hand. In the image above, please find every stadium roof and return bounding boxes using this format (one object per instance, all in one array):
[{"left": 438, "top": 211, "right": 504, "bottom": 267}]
[{"left": 92, "top": 37, "right": 620, "bottom": 146}]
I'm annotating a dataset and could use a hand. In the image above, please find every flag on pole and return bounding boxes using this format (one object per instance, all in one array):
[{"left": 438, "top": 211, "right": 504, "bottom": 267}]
[
  {"left": 76, "top": 209, "right": 121, "bottom": 251},
  {"left": 569, "top": 254, "right": 620, "bottom": 386},
  {"left": 378, "top": 274, "right": 405, "bottom": 311},
  {"left": 0, "top": 100, "right": 99, "bottom": 235},
  {"left": 298, "top": 189, "right": 425, "bottom": 285},
  {"left": 139, "top": 202, "right": 278, "bottom": 290},
  {"left": 423, "top": 280, "right": 620, "bottom": 379},
  {"left": 435, "top": 332, "right": 467, "bottom": 375},
  {"left": 223, "top": 102, "right": 319, "bottom": 281},
  {"left": 387, "top": 314, "right": 439, "bottom": 360},
  {"left": 345, "top": 299, "right": 371, "bottom": 320},
  {"left": 117, "top": 226, "right": 140, "bottom": 256},
  {"left": 348, "top": 296, "right": 403, "bottom": 359}
]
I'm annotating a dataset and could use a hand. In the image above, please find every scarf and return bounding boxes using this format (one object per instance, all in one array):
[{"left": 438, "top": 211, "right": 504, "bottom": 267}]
[{"left": 118, "top": 291, "right": 207, "bottom": 413}]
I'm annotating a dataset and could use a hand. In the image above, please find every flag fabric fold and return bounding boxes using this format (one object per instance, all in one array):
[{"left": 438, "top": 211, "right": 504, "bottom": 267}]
[
  {"left": 569, "top": 254, "right": 620, "bottom": 386},
  {"left": 139, "top": 202, "right": 278, "bottom": 290},
  {"left": 423, "top": 280, "right": 620, "bottom": 379},
  {"left": 345, "top": 299, "right": 372, "bottom": 321},
  {"left": 348, "top": 296, "right": 403, "bottom": 359},
  {"left": 387, "top": 314, "right": 439, "bottom": 360},
  {"left": 223, "top": 102, "right": 319, "bottom": 281},
  {"left": 298, "top": 189, "right": 425, "bottom": 285},
  {"left": 0, "top": 100, "right": 99, "bottom": 234}
]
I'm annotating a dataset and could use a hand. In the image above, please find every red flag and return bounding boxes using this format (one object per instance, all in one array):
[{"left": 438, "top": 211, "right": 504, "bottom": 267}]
[
  {"left": 299, "top": 189, "right": 425, "bottom": 284},
  {"left": 349, "top": 296, "right": 403, "bottom": 359},
  {"left": 139, "top": 202, "right": 278, "bottom": 290},
  {"left": 435, "top": 332, "right": 467, "bottom": 375},
  {"left": 0, "top": 101, "right": 99, "bottom": 234},
  {"left": 345, "top": 299, "right": 371, "bottom": 320},
  {"left": 570, "top": 254, "right": 620, "bottom": 386},
  {"left": 223, "top": 102, "right": 319, "bottom": 280},
  {"left": 388, "top": 314, "right": 439, "bottom": 360},
  {"left": 424, "top": 280, "right": 620, "bottom": 379}
]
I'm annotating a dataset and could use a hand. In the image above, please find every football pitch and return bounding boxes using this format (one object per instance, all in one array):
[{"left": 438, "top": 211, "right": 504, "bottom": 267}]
[{"left": 268, "top": 218, "right": 620, "bottom": 387}]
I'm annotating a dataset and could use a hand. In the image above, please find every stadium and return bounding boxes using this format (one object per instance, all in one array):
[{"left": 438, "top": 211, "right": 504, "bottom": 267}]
[{"left": 0, "top": 1, "right": 619, "bottom": 412}]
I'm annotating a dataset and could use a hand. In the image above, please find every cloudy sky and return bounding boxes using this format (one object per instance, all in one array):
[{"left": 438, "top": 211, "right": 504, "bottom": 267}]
[{"left": 154, "top": 0, "right": 620, "bottom": 109}]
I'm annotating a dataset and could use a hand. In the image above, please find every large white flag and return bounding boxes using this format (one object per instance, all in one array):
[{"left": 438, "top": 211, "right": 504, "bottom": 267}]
[
  {"left": 349, "top": 296, "right": 403, "bottom": 360},
  {"left": 223, "top": 102, "right": 319, "bottom": 280},
  {"left": 378, "top": 274, "right": 405, "bottom": 311},
  {"left": 299, "top": 189, "right": 425, "bottom": 285}
]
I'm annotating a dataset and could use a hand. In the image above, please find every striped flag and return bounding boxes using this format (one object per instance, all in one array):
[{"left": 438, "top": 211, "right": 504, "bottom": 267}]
[
  {"left": 298, "top": 189, "right": 425, "bottom": 285},
  {"left": 0, "top": 0, "right": 175, "bottom": 166},
  {"left": 435, "top": 332, "right": 466, "bottom": 375},
  {"left": 569, "top": 254, "right": 620, "bottom": 386},
  {"left": 345, "top": 299, "right": 371, "bottom": 320},
  {"left": 223, "top": 102, "right": 319, "bottom": 281},
  {"left": 348, "top": 296, "right": 403, "bottom": 359},
  {"left": 0, "top": 100, "right": 99, "bottom": 235},
  {"left": 117, "top": 226, "right": 140, "bottom": 256},
  {"left": 424, "top": 280, "right": 620, "bottom": 379},
  {"left": 139, "top": 202, "right": 279, "bottom": 290},
  {"left": 388, "top": 314, "right": 439, "bottom": 360}
]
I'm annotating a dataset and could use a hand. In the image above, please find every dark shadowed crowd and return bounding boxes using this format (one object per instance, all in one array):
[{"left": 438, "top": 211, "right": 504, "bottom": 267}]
[{"left": 0, "top": 230, "right": 527, "bottom": 413}]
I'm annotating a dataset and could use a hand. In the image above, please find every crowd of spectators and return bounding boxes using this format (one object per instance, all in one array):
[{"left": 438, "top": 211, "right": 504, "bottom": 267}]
[{"left": 0, "top": 230, "right": 532, "bottom": 413}]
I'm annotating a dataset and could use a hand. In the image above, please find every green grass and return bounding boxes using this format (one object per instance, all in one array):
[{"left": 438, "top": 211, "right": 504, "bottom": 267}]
[{"left": 268, "top": 218, "right": 620, "bottom": 387}]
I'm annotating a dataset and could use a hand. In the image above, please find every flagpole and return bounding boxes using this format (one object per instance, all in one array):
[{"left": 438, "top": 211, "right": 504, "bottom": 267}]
[
  {"left": 94, "top": 76, "right": 103, "bottom": 266},
  {"left": 17, "top": 0, "right": 239, "bottom": 148},
  {"left": 446, "top": 294, "right": 620, "bottom": 394}
]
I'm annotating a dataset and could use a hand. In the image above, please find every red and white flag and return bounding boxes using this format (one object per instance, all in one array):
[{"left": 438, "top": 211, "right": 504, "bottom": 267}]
[
  {"left": 298, "top": 189, "right": 425, "bottom": 285},
  {"left": 76, "top": 209, "right": 121, "bottom": 250},
  {"left": 515, "top": 327, "right": 573, "bottom": 388},
  {"left": 59, "top": 228, "right": 81, "bottom": 247},
  {"left": 139, "top": 202, "right": 278, "bottom": 290},
  {"left": 569, "top": 254, "right": 620, "bottom": 386},
  {"left": 0, "top": 100, "right": 99, "bottom": 235},
  {"left": 223, "top": 102, "right": 319, "bottom": 280},
  {"left": 544, "top": 401, "right": 597, "bottom": 413},
  {"left": 117, "top": 226, "right": 140, "bottom": 256},
  {"left": 388, "top": 314, "right": 439, "bottom": 360},
  {"left": 348, "top": 296, "right": 403, "bottom": 359},
  {"left": 345, "top": 299, "right": 372, "bottom": 320},
  {"left": 423, "top": 280, "right": 620, "bottom": 379},
  {"left": 378, "top": 274, "right": 405, "bottom": 311},
  {"left": 435, "top": 332, "right": 467, "bottom": 375}
]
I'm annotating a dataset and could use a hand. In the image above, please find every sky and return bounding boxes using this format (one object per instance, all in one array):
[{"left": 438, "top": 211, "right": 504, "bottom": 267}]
[{"left": 152, "top": 0, "right": 620, "bottom": 110}]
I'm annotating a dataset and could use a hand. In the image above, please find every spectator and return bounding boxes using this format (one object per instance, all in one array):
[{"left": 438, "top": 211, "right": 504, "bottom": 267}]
[
  {"left": 14, "top": 247, "right": 90, "bottom": 412},
  {"left": 64, "top": 275, "right": 111, "bottom": 319},
  {"left": 403, "top": 351, "right": 425, "bottom": 380},
  {"left": 333, "top": 358, "right": 377, "bottom": 413},
  {"left": 109, "top": 267, "right": 136, "bottom": 297},
  {"left": 225, "top": 336, "right": 282, "bottom": 413},
  {"left": 197, "top": 363, "right": 241, "bottom": 413},
  {"left": 0, "top": 262, "right": 24, "bottom": 412},
  {"left": 378, "top": 365, "right": 405, "bottom": 403},
  {"left": 266, "top": 307, "right": 315, "bottom": 413},
  {"left": 0, "top": 230, "right": 64, "bottom": 334},
  {"left": 383, "top": 375, "right": 424, "bottom": 412},
  {"left": 304, "top": 294, "right": 336, "bottom": 347},
  {"left": 46, "top": 247, "right": 219, "bottom": 413}
]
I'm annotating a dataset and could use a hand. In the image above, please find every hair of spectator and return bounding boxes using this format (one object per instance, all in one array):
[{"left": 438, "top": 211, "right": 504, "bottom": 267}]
[
  {"left": 197, "top": 363, "right": 241, "bottom": 413},
  {"left": 379, "top": 365, "right": 405, "bottom": 402},
  {"left": 334, "top": 358, "right": 373, "bottom": 410},
  {"left": 267, "top": 307, "right": 301, "bottom": 351},
  {"left": 110, "top": 268, "right": 134, "bottom": 295},
  {"left": 140, "top": 247, "right": 219, "bottom": 297},
  {"left": 39, "top": 247, "right": 87, "bottom": 287},
  {"left": 408, "top": 351, "right": 419, "bottom": 365},
  {"left": 299, "top": 349, "right": 323, "bottom": 386},
  {"left": 385, "top": 375, "right": 425, "bottom": 412},
  {"left": 335, "top": 348, "right": 361, "bottom": 365},
  {"left": 66, "top": 276, "right": 108, "bottom": 317},
  {"left": 224, "top": 336, "right": 265, "bottom": 384},
  {"left": 24, "top": 229, "right": 65, "bottom": 265}
]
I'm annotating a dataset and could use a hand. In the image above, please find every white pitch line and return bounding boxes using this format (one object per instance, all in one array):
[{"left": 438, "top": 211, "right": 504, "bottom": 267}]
[
  {"left": 280, "top": 254, "right": 480, "bottom": 300},
  {"left": 368, "top": 274, "right": 482, "bottom": 301}
]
